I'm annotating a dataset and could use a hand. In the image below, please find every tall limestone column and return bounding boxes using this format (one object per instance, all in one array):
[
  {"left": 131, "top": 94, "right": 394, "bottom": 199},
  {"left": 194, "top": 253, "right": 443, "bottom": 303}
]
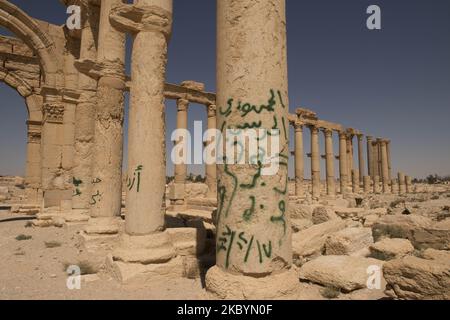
[
  {"left": 405, "top": 176, "right": 412, "bottom": 193},
  {"left": 386, "top": 140, "right": 392, "bottom": 181},
  {"left": 339, "top": 131, "right": 349, "bottom": 195},
  {"left": 170, "top": 98, "right": 189, "bottom": 205},
  {"left": 376, "top": 139, "right": 383, "bottom": 179},
  {"left": 25, "top": 121, "right": 42, "bottom": 203},
  {"left": 346, "top": 134, "right": 354, "bottom": 186},
  {"left": 72, "top": 3, "right": 99, "bottom": 213},
  {"left": 294, "top": 121, "right": 304, "bottom": 197},
  {"left": 310, "top": 125, "right": 321, "bottom": 199},
  {"left": 206, "top": 0, "right": 298, "bottom": 299},
  {"left": 363, "top": 176, "right": 371, "bottom": 193},
  {"left": 357, "top": 134, "right": 365, "bottom": 184},
  {"left": 367, "top": 136, "right": 374, "bottom": 179},
  {"left": 205, "top": 104, "right": 218, "bottom": 197},
  {"left": 380, "top": 139, "right": 390, "bottom": 193},
  {"left": 88, "top": 0, "right": 126, "bottom": 234},
  {"left": 323, "top": 128, "right": 335, "bottom": 197},
  {"left": 107, "top": 0, "right": 184, "bottom": 281},
  {"left": 398, "top": 172, "right": 406, "bottom": 195}
]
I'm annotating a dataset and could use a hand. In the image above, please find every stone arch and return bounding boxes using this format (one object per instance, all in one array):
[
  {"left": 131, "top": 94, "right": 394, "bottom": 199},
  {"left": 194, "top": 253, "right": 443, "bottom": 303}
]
[
  {"left": 0, "top": 66, "right": 42, "bottom": 119},
  {"left": 0, "top": 0, "right": 62, "bottom": 87}
]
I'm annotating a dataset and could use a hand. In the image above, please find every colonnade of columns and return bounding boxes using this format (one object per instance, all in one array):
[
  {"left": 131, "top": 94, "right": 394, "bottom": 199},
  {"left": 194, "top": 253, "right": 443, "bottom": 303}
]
[{"left": 289, "top": 117, "right": 412, "bottom": 198}]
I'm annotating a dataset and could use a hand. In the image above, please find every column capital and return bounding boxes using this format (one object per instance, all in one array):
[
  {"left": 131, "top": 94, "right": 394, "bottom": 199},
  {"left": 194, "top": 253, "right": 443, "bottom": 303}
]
[
  {"left": 308, "top": 124, "right": 319, "bottom": 134},
  {"left": 177, "top": 98, "right": 189, "bottom": 112},
  {"left": 322, "top": 128, "right": 333, "bottom": 137},
  {"left": 294, "top": 120, "right": 304, "bottom": 132},
  {"left": 356, "top": 133, "right": 364, "bottom": 140},
  {"left": 110, "top": 3, "right": 173, "bottom": 39},
  {"left": 366, "top": 135, "right": 373, "bottom": 141},
  {"left": 43, "top": 103, "right": 65, "bottom": 124},
  {"left": 338, "top": 131, "right": 347, "bottom": 139},
  {"left": 207, "top": 104, "right": 217, "bottom": 118}
]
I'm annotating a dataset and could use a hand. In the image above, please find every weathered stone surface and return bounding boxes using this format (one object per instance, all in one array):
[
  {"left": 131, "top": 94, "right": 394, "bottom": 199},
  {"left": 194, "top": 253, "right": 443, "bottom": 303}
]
[
  {"left": 299, "top": 255, "right": 385, "bottom": 292},
  {"left": 324, "top": 227, "right": 373, "bottom": 255},
  {"left": 206, "top": 266, "right": 300, "bottom": 300},
  {"left": 166, "top": 227, "right": 206, "bottom": 256},
  {"left": 288, "top": 203, "right": 314, "bottom": 220},
  {"left": 334, "top": 207, "right": 365, "bottom": 219},
  {"left": 312, "top": 206, "right": 338, "bottom": 224},
  {"left": 372, "top": 215, "right": 450, "bottom": 250},
  {"left": 291, "top": 218, "right": 313, "bottom": 233},
  {"left": 383, "top": 254, "right": 450, "bottom": 299},
  {"left": 293, "top": 219, "right": 347, "bottom": 259},
  {"left": 369, "top": 238, "right": 414, "bottom": 261}
]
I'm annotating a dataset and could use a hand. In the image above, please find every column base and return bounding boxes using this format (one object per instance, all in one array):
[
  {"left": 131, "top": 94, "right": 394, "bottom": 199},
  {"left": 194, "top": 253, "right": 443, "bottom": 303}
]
[
  {"left": 106, "top": 228, "right": 207, "bottom": 284},
  {"left": 205, "top": 266, "right": 300, "bottom": 300},
  {"left": 77, "top": 217, "right": 123, "bottom": 252},
  {"left": 169, "top": 183, "right": 186, "bottom": 205}
]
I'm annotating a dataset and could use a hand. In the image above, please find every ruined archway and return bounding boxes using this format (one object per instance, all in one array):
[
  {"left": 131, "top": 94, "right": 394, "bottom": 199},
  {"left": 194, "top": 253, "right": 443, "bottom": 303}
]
[{"left": 0, "top": 0, "right": 62, "bottom": 88}]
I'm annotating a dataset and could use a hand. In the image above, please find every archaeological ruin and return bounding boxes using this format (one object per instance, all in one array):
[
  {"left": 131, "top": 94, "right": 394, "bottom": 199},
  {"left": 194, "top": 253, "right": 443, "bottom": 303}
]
[{"left": 0, "top": 0, "right": 449, "bottom": 301}]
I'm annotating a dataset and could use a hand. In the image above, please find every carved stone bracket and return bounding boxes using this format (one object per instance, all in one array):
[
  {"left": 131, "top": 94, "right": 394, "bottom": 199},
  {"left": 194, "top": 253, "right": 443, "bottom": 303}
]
[{"left": 43, "top": 103, "right": 65, "bottom": 124}]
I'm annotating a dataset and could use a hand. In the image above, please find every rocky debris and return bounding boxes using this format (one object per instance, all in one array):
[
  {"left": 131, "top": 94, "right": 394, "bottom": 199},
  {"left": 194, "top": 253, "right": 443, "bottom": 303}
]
[
  {"left": 312, "top": 207, "right": 338, "bottom": 224},
  {"left": 292, "top": 219, "right": 347, "bottom": 261},
  {"left": 369, "top": 238, "right": 414, "bottom": 261},
  {"left": 372, "top": 215, "right": 450, "bottom": 250},
  {"left": 363, "top": 214, "right": 380, "bottom": 227},
  {"left": 324, "top": 227, "right": 373, "bottom": 256},
  {"left": 383, "top": 251, "right": 450, "bottom": 299},
  {"left": 291, "top": 218, "right": 313, "bottom": 233},
  {"left": 288, "top": 202, "right": 315, "bottom": 220},
  {"left": 299, "top": 255, "right": 385, "bottom": 292}
]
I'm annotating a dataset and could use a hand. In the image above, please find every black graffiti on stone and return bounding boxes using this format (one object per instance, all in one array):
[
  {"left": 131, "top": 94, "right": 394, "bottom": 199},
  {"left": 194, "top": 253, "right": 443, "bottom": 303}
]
[{"left": 127, "top": 165, "right": 143, "bottom": 192}]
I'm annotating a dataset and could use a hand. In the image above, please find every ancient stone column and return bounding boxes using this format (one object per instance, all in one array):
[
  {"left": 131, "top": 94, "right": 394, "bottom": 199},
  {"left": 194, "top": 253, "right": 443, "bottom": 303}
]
[
  {"left": 25, "top": 121, "right": 42, "bottom": 203},
  {"left": 72, "top": 3, "right": 99, "bottom": 212},
  {"left": 363, "top": 176, "right": 371, "bottom": 193},
  {"left": 323, "top": 128, "right": 335, "bottom": 197},
  {"left": 373, "top": 175, "right": 381, "bottom": 194},
  {"left": 367, "top": 136, "right": 374, "bottom": 180},
  {"left": 294, "top": 121, "right": 304, "bottom": 197},
  {"left": 206, "top": 0, "right": 298, "bottom": 299},
  {"left": 205, "top": 104, "right": 218, "bottom": 197},
  {"left": 372, "top": 141, "right": 379, "bottom": 178},
  {"left": 352, "top": 169, "right": 360, "bottom": 193},
  {"left": 391, "top": 179, "right": 398, "bottom": 194},
  {"left": 41, "top": 91, "right": 72, "bottom": 208},
  {"left": 377, "top": 139, "right": 382, "bottom": 179},
  {"left": 346, "top": 134, "right": 354, "bottom": 186},
  {"left": 398, "top": 172, "right": 406, "bottom": 195},
  {"left": 170, "top": 98, "right": 189, "bottom": 204},
  {"left": 380, "top": 139, "right": 390, "bottom": 193},
  {"left": 89, "top": 0, "right": 126, "bottom": 230},
  {"left": 386, "top": 140, "right": 392, "bottom": 181},
  {"left": 310, "top": 125, "right": 321, "bottom": 199},
  {"left": 339, "top": 131, "right": 349, "bottom": 195},
  {"left": 174, "top": 99, "right": 189, "bottom": 184},
  {"left": 357, "top": 134, "right": 365, "bottom": 184},
  {"left": 405, "top": 176, "right": 412, "bottom": 193}
]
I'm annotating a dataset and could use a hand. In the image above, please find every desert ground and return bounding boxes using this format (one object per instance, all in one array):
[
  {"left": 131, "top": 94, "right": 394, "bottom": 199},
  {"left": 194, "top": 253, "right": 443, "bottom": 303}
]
[{"left": 1, "top": 177, "right": 449, "bottom": 300}]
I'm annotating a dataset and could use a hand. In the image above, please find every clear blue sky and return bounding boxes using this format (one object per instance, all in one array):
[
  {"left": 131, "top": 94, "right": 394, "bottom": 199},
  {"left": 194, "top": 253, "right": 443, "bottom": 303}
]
[{"left": 1, "top": 0, "right": 449, "bottom": 179}]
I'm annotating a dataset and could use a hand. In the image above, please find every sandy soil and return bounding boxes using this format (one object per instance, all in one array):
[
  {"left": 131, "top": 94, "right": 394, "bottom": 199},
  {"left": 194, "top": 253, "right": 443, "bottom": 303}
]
[{"left": 0, "top": 210, "right": 206, "bottom": 300}]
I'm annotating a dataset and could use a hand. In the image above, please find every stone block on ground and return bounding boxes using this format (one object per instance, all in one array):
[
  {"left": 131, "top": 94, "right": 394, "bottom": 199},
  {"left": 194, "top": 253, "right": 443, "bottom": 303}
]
[
  {"left": 299, "top": 255, "right": 385, "bottom": 292},
  {"left": 324, "top": 227, "right": 374, "bottom": 256},
  {"left": 369, "top": 238, "right": 414, "bottom": 261},
  {"left": 383, "top": 253, "right": 450, "bottom": 299},
  {"left": 293, "top": 219, "right": 347, "bottom": 260},
  {"left": 312, "top": 206, "right": 339, "bottom": 224}
]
